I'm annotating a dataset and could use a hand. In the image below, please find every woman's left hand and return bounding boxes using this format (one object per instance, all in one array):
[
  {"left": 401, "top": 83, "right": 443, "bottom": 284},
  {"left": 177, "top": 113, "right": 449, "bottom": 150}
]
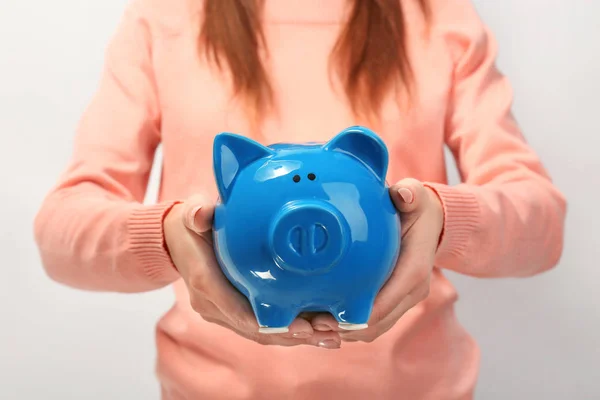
[{"left": 310, "top": 178, "right": 444, "bottom": 343}]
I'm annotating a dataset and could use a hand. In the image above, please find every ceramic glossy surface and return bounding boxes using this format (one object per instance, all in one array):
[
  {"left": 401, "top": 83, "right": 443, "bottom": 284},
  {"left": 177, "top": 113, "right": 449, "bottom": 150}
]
[{"left": 212, "top": 126, "right": 401, "bottom": 332}]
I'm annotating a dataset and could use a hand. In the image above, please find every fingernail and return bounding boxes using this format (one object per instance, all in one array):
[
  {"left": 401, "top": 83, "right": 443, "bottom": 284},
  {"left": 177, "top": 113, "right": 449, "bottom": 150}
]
[
  {"left": 292, "top": 332, "right": 312, "bottom": 339},
  {"left": 313, "top": 324, "right": 331, "bottom": 331},
  {"left": 317, "top": 339, "right": 340, "bottom": 349},
  {"left": 188, "top": 205, "right": 203, "bottom": 232},
  {"left": 397, "top": 188, "right": 414, "bottom": 204}
]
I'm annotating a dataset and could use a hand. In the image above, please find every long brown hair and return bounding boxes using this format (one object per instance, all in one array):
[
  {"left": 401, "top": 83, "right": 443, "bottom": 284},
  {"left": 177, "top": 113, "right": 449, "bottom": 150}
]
[{"left": 200, "top": 0, "right": 428, "bottom": 129}]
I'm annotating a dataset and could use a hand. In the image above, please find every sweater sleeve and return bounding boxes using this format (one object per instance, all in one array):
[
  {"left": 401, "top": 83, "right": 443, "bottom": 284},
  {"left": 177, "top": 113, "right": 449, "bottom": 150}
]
[
  {"left": 424, "top": 2, "right": 567, "bottom": 278},
  {"left": 33, "top": 2, "right": 181, "bottom": 292}
]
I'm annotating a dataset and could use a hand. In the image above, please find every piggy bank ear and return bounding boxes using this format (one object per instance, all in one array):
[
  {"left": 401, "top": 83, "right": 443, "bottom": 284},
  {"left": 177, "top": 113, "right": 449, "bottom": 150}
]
[
  {"left": 213, "top": 133, "right": 275, "bottom": 203},
  {"left": 323, "top": 126, "right": 389, "bottom": 181}
]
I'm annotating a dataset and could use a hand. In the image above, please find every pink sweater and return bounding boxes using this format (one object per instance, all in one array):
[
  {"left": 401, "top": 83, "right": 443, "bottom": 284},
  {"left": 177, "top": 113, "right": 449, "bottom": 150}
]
[{"left": 34, "top": 0, "right": 566, "bottom": 398}]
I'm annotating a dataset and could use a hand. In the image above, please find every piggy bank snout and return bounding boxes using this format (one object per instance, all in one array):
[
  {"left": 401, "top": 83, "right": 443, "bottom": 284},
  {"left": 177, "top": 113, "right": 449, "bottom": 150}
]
[{"left": 269, "top": 201, "right": 349, "bottom": 275}]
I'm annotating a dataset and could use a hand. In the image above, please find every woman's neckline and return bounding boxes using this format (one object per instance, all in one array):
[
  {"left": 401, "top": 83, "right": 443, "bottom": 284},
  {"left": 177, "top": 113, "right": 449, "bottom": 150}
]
[{"left": 263, "top": 0, "right": 349, "bottom": 24}]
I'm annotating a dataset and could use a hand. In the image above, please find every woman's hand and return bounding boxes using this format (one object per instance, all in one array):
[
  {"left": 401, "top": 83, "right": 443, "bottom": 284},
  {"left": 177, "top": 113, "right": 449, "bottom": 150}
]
[
  {"left": 309, "top": 178, "right": 444, "bottom": 343},
  {"left": 163, "top": 195, "right": 342, "bottom": 349}
]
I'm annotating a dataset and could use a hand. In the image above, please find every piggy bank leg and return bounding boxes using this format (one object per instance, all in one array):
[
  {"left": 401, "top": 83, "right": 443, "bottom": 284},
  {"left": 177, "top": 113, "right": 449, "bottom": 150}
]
[
  {"left": 252, "top": 299, "right": 297, "bottom": 334},
  {"left": 331, "top": 296, "right": 374, "bottom": 331}
]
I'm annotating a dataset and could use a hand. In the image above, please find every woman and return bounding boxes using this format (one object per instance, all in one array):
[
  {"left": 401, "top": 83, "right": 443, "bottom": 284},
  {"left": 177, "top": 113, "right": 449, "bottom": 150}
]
[{"left": 34, "top": 0, "right": 567, "bottom": 398}]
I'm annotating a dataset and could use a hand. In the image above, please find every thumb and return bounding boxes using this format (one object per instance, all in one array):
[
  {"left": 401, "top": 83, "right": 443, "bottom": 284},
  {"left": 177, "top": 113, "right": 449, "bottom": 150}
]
[
  {"left": 389, "top": 178, "right": 429, "bottom": 215},
  {"left": 182, "top": 194, "right": 216, "bottom": 234}
]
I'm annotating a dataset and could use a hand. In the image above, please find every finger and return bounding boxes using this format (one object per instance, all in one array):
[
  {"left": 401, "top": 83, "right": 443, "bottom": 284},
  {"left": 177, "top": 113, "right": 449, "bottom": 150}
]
[
  {"left": 186, "top": 248, "right": 259, "bottom": 333},
  {"left": 254, "top": 330, "right": 342, "bottom": 349},
  {"left": 236, "top": 320, "right": 342, "bottom": 349},
  {"left": 310, "top": 313, "right": 345, "bottom": 332},
  {"left": 188, "top": 293, "right": 221, "bottom": 320},
  {"left": 182, "top": 194, "right": 216, "bottom": 234},
  {"left": 190, "top": 297, "right": 263, "bottom": 340},
  {"left": 340, "top": 280, "right": 430, "bottom": 342},
  {"left": 203, "top": 316, "right": 330, "bottom": 348},
  {"left": 188, "top": 293, "right": 256, "bottom": 337},
  {"left": 190, "top": 283, "right": 258, "bottom": 333},
  {"left": 368, "top": 231, "right": 434, "bottom": 327},
  {"left": 306, "top": 330, "right": 342, "bottom": 349},
  {"left": 389, "top": 178, "right": 428, "bottom": 215},
  {"left": 378, "top": 278, "right": 430, "bottom": 332},
  {"left": 339, "top": 293, "right": 414, "bottom": 342},
  {"left": 283, "top": 317, "right": 315, "bottom": 338}
]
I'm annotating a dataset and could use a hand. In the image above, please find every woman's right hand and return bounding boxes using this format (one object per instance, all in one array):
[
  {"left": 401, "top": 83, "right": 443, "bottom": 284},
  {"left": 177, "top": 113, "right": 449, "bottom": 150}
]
[{"left": 163, "top": 195, "right": 342, "bottom": 349}]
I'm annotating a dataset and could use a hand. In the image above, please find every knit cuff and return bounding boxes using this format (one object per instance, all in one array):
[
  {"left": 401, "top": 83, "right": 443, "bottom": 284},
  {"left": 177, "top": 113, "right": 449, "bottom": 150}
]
[
  {"left": 128, "top": 201, "right": 182, "bottom": 284},
  {"left": 423, "top": 182, "right": 480, "bottom": 262}
]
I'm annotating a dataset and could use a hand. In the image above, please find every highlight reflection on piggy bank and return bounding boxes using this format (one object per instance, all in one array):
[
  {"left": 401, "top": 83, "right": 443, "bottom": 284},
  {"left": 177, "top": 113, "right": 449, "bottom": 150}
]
[{"left": 212, "top": 126, "right": 400, "bottom": 333}]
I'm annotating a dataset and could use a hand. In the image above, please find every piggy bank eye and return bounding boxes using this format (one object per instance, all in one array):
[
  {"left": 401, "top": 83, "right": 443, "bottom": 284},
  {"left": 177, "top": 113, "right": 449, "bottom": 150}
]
[
  {"left": 307, "top": 173, "right": 316, "bottom": 181},
  {"left": 293, "top": 175, "right": 301, "bottom": 183}
]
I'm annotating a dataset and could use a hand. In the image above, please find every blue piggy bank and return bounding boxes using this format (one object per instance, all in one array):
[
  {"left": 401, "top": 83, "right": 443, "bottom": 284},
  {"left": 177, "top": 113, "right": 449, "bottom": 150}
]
[{"left": 212, "top": 126, "right": 400, "bottom": 333}]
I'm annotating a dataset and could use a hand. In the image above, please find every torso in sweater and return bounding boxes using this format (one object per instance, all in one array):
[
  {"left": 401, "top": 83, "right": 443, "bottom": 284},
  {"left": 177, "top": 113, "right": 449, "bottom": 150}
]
[{"left": 154, "top": 1, "right": 477, "bottom": 399}]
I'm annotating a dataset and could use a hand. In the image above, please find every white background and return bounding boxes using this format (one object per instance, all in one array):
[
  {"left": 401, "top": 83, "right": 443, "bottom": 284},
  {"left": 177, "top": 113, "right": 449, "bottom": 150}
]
[{"left": 1, "top": 1, "right": 598, "bottom": 399}]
